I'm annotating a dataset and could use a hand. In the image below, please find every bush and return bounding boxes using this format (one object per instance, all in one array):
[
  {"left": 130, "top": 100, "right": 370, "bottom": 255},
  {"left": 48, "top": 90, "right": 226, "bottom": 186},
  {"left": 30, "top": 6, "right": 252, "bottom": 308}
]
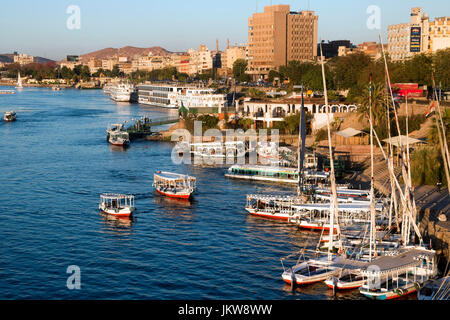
[{"left": 411, "top": 147, "right": 447, "bottom": 186}]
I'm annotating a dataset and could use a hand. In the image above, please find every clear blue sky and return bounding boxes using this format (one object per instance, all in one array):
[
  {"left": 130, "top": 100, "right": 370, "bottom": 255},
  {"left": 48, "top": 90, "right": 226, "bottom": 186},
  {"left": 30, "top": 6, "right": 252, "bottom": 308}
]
[{"left": 0, "top": 0, "right": 449, "bottom": 61}]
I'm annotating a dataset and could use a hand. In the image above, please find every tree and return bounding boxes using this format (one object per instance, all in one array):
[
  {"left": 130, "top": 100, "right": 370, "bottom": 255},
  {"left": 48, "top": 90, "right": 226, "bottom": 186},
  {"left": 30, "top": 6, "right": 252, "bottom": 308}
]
[{"left": 233, "top": 59, "right": 250, "bottom": 83}]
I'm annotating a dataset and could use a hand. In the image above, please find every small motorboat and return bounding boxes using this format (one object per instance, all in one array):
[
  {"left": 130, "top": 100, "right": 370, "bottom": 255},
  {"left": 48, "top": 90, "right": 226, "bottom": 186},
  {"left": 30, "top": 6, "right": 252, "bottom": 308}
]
[
  {"left": 99, "top": 194, "right": 135, "bottom": 217},
  {"left": 153, "top": 171, "right": 196, "bottom": 200},
  {"left": 4, "top": 111, "right": 17, "bottom": 122}
]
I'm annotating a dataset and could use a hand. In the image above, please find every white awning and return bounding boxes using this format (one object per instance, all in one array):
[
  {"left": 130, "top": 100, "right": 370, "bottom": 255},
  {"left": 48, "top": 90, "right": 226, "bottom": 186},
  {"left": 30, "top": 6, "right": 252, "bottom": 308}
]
[
  {"left": 382, "top": 135, "right": 426, "bottom": 147},
  {"left": 336, "top": 128, "right": 365, "bottom": 138}
]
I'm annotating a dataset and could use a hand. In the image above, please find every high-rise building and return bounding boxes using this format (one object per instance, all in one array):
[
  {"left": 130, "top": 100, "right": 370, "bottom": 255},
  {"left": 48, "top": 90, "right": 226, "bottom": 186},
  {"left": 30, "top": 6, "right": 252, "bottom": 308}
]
[
  {"left": 247, "top": 4, "right": 318, "bottom": 80},
  {"left": 388, "top": 7, "right": 450, "bottom": 61}
]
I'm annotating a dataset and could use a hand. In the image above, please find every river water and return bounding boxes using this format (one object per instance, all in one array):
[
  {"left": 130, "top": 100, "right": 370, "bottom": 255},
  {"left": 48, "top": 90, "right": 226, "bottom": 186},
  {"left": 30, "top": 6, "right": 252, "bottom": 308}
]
[{"left": 0, "top": 87, "right": 369, "bottom": 300}]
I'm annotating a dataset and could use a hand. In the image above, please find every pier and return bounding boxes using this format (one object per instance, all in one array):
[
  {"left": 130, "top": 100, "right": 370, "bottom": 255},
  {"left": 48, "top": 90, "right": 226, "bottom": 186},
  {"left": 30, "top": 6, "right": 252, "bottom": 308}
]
[{"left": 126, "top": 116, "right": 179, "bottom": 140}]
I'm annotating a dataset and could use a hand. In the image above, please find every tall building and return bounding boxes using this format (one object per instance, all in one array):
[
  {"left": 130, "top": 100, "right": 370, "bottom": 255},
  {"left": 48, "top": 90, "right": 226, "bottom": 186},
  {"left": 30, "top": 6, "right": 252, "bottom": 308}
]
[
  {"left": 388, "top": 7, "right": 450, "bottom": 61},
  {"left": 247, "top": 4, "right": 318, "bottom": 80}
]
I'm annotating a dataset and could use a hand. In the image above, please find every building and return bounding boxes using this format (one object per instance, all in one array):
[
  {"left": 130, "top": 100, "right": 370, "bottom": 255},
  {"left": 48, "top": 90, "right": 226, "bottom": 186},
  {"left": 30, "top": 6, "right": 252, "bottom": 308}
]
[
  {"left": 13, "top": 53, "right": 34, "bottom": 65},
  {"left": 428, "top": 17, "right": 450, "bottom": 52},
  {"left": 188, "top": 45, "right": 213, "bottom": 75},
  {"left": 247, "top": 4, "right": 318, "bottom": 80},
  {"left": 87, "top": 58, "right": 102, "bottom": 73},
  {"left": 338, "top": 42, "right": 387, "bottom": 60},
  {"left": 388, "top": 7, "right": 450, "bottom": 61},
  {"left": 318, "top": 40, "right": 354, "bottom": 59},
  {"left": 222, "top": 45, "right": 247, "bottom": 72},
  {"left": 102, "top": 58, "right": 117, "bottom": 71},
  {"left": 241, "top": 98, "right": 357, "bottom": 129}
]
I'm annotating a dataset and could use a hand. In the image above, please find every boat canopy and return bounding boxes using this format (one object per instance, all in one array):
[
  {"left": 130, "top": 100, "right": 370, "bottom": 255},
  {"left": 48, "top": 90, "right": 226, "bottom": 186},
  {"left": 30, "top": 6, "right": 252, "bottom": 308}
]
[
  {"left": 100, "top": 194, "right": 134, "bottom": 201},
  {"left": 292, "top": 202, "right": 384, "bottom": 213},
  {"left": 229, "top": 165, "right": 298, "bottom": 174},
  {"left": 360, "top": 247, "right": 436, "bottom": 276},
  {"left": 154, "top": 171, "right": 196, "bottom": 183}
]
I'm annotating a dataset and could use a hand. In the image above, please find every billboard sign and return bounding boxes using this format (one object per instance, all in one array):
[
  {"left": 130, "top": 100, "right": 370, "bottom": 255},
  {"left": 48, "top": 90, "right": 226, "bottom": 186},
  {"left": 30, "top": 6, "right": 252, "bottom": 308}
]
[{"left": 410, "top": 26, "right": 421, "bottom": 52}]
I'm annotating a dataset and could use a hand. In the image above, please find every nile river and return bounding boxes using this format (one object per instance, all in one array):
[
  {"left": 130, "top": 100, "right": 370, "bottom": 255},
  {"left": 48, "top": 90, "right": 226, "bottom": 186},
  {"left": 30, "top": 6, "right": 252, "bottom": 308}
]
[{"left": 0, "top": 86, "right": 371, "bottom": 300}]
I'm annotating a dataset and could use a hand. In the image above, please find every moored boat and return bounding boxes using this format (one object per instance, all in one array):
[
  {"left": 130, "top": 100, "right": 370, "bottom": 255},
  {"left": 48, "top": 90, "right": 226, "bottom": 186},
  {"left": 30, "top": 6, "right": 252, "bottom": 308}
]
[
  {"left": 107, "top": 124, "right": 130, "bottom": 147},
  {"left": 99, "top": 194, "right": 135, "bottom": 217},
  {"left": 153, "top": 171, "right": 196, "bottom": 199},
  {"left": 359, "top": 246, "right": 437, "bottom": 300},
  {"left": 4, "top": 111, "right": 17, "bottom": 122}
]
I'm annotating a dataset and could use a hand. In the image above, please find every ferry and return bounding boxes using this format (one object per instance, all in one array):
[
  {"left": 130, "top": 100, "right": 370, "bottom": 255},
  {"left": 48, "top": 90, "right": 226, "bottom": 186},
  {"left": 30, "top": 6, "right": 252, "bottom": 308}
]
[
  {"left": 137, "top": 84, "right": 184, "bottom": 108},
  {"left": 107, "top": 124, "right": 130, "bottom": 147},
  {"left": 359, "top": 247, "right": 437, "bottom": 300},
  {"left": 4, "top": 111, "right": 17, "bottom": 122},
  {"left": 153, "top": 171, "right": 196, "bottom": 199},
  {"left": 99, "top": 194, "right": 135, "bottom": 217},
  {"left": 109, "top": 82, "right": 137, "bottom": 102},
  {"left": 225, "top": 165, "right": 299, "bottom": 184}
]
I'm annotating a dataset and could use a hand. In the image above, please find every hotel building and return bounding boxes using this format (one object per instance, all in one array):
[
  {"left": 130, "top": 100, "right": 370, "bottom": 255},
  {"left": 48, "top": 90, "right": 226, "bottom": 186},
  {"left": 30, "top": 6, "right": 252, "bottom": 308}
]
[
  {"left": 388, "top": 7, "right": 450, "bottom": 61},
  {"left": 247, "top": 4, "right": 318, "bottom": 80}
]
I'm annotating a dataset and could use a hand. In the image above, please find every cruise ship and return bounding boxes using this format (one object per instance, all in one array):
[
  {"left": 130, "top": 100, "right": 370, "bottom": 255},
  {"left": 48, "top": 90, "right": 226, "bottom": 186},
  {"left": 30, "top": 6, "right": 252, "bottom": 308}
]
[
  {"left": 137, "top": 84, "right": 185, "bottom": 108},
  {"left": 104, "top": 82, "right": 137, "bottom": 102},
  {"left": 137, "top": 83, "right": 227, "bottom": 110}
]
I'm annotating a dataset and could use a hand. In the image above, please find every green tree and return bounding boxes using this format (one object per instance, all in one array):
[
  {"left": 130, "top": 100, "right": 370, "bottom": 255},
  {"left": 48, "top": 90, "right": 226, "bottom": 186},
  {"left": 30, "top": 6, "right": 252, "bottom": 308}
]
[{"left": 233, "top": 59, "right": 250, "bottom": 83}]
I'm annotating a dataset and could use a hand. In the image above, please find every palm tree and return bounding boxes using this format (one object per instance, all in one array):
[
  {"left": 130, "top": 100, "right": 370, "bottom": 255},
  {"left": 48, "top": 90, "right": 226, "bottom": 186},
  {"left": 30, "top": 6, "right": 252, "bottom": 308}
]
[{"left": 355, "top": 81, "right": 391, "bottom": 128}]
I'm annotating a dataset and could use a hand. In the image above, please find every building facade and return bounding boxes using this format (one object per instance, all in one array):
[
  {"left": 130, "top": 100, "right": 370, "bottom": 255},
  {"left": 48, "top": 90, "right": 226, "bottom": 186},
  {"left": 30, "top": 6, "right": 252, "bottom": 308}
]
[
  {"left": 388, "top": 7, "right": 450, "bottom": 61},
  {"left": 247, "top": 4, "right": 318, "bottom": 80},
  {"left": 13, "top": 54, "right": 34, "bottom": 65}
]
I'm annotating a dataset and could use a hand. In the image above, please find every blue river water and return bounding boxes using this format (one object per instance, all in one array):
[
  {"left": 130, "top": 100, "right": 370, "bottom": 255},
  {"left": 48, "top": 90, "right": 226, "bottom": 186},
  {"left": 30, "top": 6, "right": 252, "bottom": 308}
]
[{"left": 0, "top": 86, "right": 369, "bottom": 300}]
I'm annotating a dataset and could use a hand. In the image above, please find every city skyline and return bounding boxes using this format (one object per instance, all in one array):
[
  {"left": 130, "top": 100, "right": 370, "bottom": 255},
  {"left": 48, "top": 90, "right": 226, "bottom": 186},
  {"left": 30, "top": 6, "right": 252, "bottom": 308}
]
[{"left": 1, "top": 0, "right": 450, "bottom": 60}]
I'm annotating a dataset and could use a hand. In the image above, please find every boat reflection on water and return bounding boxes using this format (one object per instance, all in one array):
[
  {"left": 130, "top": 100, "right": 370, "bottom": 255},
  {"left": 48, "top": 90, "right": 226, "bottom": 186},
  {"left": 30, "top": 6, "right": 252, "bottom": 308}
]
[
  {"left": 153, "top": 193, "right": 195, "bottom": 207},
  {"left": 109, "top": 144, "right": 130, "bottom": 152},
  {"left": 99, "top": 211, "right": 135, "bottom": 229}
]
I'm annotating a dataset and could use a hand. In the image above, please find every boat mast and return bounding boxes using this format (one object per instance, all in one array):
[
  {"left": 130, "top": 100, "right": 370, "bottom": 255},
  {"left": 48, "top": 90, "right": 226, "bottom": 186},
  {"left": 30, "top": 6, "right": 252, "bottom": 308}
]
[
  {"left": 431, "top": 73, "right": 450, "bottom": 195},
  {"left": 319, "top": 42, "right": 341, "bottom": 260},
  {"left": 297, "top": 85, "right": 306, "bottom": 196},
  {"left": 379, "top": 34, "right": 419, "bottom": 246},
  {"left": 369, "top": 74, "right": 377, "bottom": 261}
]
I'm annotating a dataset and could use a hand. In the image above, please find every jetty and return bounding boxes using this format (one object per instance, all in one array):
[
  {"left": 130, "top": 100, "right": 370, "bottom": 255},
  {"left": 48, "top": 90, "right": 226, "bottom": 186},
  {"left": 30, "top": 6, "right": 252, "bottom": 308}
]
[{"left": 125, "top": 116, "right": 179, "bottom": 140}]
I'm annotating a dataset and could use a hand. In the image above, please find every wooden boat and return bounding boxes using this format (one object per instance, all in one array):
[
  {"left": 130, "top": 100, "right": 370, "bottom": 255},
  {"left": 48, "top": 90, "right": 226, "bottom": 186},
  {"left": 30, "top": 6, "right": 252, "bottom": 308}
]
[
  {"left": 245, "top": 194, "right": 305, "bottom": 221},
  {"left": 359, "top": 246, "right": 437, "bottom": 300},
  {"left": 281, "top": 254, "right": 341, "bottom": 286},
  {"left": 153, "top": 171, "right": 196, "bottom": 200},
  {"left": 99, "top": 194, "right": 135, "bottom": 217},
  {"left": 4, "top": 111, "right": 17, "bottom": 122}
]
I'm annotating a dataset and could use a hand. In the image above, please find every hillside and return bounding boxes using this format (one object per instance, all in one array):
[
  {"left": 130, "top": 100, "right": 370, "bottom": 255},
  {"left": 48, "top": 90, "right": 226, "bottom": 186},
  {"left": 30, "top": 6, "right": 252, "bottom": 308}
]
[
  {"left": 0, "top": 53, "right": 55, "bottom": 64},
  {"left": 75, "top": 46, "right": 172, "bottom": 62}
]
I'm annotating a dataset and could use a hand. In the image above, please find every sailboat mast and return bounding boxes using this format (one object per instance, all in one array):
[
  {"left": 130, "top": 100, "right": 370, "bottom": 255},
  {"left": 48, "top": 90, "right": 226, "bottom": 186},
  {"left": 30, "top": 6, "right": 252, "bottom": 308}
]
[
  {"left": 297, "top": 86, "right": 306, "bottom": 196},
  {"left": 369, "top": 74, "right": 376, "bottom": 261},
  {"left": 319, "top": 42, "right": 340, "bottom": 260},
  {"left": 431, "top": 74, "right": 450, "bottom": 194}
]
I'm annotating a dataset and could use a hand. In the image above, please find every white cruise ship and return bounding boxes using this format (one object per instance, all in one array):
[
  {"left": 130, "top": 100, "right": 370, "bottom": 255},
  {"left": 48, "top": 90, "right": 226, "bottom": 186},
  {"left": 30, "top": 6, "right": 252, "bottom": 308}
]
[
  {"left": 137, "top": 84, "right": 185, "bottom": 108},
  {"left": 137, "top": 83, "right": 227, "bottom": 110},
  {"left": 105, "top": 82, "right": 137, "bottom": 102}
]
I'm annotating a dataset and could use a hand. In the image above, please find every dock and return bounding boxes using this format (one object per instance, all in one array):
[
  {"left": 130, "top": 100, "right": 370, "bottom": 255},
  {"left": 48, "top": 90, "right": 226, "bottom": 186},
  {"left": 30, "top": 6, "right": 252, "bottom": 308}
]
[{"left": 126, "top": 116, "right": 179, "bottom": 140}]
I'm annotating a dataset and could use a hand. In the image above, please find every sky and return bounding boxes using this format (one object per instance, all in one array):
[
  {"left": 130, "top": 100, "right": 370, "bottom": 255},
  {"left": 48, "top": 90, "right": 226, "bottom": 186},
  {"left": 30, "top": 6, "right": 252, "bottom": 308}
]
[{"left": 0, "top": 0, "right": 449, "bottom": 61}]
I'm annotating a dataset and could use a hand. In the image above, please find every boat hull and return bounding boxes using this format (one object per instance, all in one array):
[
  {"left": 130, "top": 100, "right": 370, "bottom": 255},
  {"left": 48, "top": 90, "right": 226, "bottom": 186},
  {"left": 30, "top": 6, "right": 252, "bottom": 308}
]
[
  {"left": 99, "top": 208, "right": 133, "bottom": 217},
  {"left": 360, "top": 286, "right": 418, "bottom": 300},
  {"left": 245, "top": 208, "right": 291, "bottom": 221},
  {"left": 156, "top": 188, "right": 192, "bottom": 200}
]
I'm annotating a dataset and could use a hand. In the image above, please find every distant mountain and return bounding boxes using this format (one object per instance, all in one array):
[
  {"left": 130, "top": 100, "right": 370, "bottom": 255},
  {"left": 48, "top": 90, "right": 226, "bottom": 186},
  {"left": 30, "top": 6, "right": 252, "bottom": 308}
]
[
  {"left": 75, "top": 46, "right": 172, "bottom": 62},
  {"left": 0, "top": 53, "right": 55, "bottom": 64}
]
